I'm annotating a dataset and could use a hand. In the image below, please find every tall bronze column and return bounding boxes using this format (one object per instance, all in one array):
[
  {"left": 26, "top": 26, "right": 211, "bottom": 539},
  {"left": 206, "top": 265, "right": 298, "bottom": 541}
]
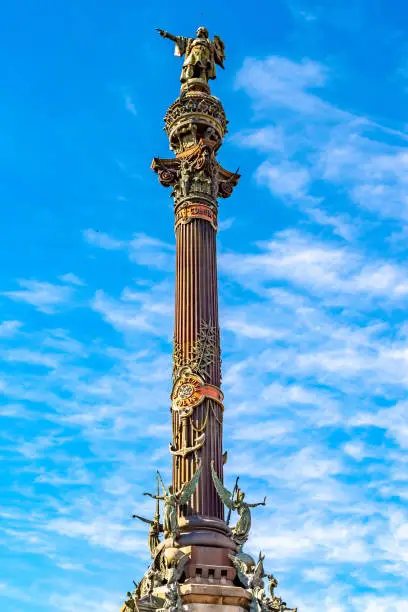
[{"left": 152, "top": 62, "right": 239, "bottom": 522}]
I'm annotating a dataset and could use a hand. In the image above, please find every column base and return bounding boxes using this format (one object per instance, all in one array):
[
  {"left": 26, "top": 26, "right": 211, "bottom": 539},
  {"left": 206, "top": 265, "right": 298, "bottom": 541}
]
[
  {"left": 177, "top": 516, "right": 237, "bottom": 552},
  {"left": 181, "top": 583, "right": 251, "bottom": 609},
  {"left": 153, "top": 583, "right": 250, "bottom": 611}
]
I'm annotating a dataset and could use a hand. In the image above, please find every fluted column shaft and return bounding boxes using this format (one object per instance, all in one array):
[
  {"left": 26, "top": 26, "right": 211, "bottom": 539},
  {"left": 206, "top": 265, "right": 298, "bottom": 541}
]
[{"left": 173, "top": 218, "right": 224, "bottom": 519}]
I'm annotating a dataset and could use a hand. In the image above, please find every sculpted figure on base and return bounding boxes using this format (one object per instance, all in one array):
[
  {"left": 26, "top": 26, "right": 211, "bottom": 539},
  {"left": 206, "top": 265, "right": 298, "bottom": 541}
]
[
  {"left": 211, "top": 460, "right": 266, "bottom": 550},
  {"left": 132, "top": 512, "right": 162, "bottom": 558},
  {"left": 163, "top": 582, "right": 183, "bottom": 612},
  {"left": 120, "top": 592, "right": 136, "bottom": 612},
  {"left": 230, "top": 553, "right": 297, "bottom": 612},
  {"left": 156, "top": 26, "right": 225, "bottom": 87},
  {"left": 163, "top": 552, "right": 189, "bottom": 611},
  {"left": 144, "top": 464, "right": 201, "bottom": 539},
  {"left": 230, "top": 552, "right": 266, "bottom": 612},
  {"left": 230, "top": 551, "right": 265, "bottom": 590},
  {"left": 133, "top": 476, "right": 163, "bottom": 557}
]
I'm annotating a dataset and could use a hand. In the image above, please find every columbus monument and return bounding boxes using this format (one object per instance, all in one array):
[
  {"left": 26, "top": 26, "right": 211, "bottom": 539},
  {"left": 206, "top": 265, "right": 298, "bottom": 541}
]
[{"left": 120, "top": 27, "right": 297, "bottom": 612}]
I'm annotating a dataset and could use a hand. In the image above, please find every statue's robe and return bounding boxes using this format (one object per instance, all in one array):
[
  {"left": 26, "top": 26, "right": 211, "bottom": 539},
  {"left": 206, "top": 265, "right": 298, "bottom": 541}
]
[
  {"left": 173, "top": 37, "right": 216, "bottom": 82},
  {"left": 234, "top": 503, "right": 252, "bottom": 541}
]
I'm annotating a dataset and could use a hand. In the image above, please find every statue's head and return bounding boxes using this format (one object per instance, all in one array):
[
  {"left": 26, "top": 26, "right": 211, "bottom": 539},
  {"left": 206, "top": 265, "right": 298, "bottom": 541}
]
[
  {"left": 197, "top": 26, "right": 209, "bottom": 38},
  {"left": 168, "top": 485, "right": 174, "bottom": 494},
  {"left": 269, "top": 575, "right": 278, "bottom": 588},
  {"left": 237, "top": 491, "right": 245, "bottom": 502}
]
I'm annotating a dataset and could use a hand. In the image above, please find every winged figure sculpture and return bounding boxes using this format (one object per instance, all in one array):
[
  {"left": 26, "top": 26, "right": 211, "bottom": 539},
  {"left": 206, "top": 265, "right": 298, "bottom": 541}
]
[
  {"left": 144, "top": 463, "right": 201, "bottom": 539},
  {"left": 211, "top": 460, "right": 266, "bottom": 549},
  {"left": 229, "top": 552, "right": 265, "bottom": 590}
]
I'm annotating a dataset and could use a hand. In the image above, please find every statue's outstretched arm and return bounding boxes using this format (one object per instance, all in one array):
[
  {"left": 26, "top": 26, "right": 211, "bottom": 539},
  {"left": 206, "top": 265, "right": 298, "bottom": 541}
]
[
  {"left": 143, "top": 493, "right": 165, "bottom": 501},
  {"left": 132, "top": 514, "right": 153, "bottom": 525},
  {"left": 156, "top": 29, "right": 177, "bottom": 43},
  {"left": 248, "top": 496, "right": 267, "bottom": 508}
]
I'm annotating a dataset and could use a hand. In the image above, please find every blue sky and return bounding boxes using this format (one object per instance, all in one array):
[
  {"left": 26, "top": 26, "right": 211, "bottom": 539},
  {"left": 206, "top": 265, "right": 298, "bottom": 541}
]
[{"left": 1, "top": 1, "right": 408, "bottom": 610}]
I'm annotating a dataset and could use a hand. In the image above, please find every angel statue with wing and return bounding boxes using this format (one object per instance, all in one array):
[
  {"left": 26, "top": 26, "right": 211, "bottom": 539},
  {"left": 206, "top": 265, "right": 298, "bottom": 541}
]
[
  {"left": 229, "top": 551, "right": 265, "bottom": 591},
  {"left": 156, "top": 26, "right": 226, "bottom": 87},
  {"left": 211, "top": 461, "right": 266, "bottom": 550},
  {"left": 144, "top": 463, "right": 201, "bottom": 540}
]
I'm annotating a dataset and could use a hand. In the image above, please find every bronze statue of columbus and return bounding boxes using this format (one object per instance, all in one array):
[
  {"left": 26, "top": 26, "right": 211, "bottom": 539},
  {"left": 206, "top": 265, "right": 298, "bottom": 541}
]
[{"left": 156, "top": 26, "right": 225, "bottom": 86}]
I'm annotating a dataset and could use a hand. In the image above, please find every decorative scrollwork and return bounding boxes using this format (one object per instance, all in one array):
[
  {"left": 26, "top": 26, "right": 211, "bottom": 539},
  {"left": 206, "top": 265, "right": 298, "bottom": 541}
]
[
  {"left": 192, "top": 319, "right": 220, "bottom": 381},
  {"left": 172, "top": 339, "right": 183, "bottom": 381},
  {"left": 172, "top": 319, "right": 220, "bottom": 382},
  {"left": 159, "top": 168, "right": 178, "bottom": 187},
  {"left": 152, "top": 140, "right": 239, "bottom": 205},
  {"left": 218, "top": 180, "right": 234, "bottom": 198},
  {"left": 195, "top": 152, "right": 207, "bottom": 171},
  {"left": 165, "top": 95, "right": 228, "bottom": 134}
]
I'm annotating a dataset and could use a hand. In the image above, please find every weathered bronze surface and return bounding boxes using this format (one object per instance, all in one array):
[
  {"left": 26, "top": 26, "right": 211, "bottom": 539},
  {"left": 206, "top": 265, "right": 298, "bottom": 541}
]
[
  {"left": 211, "top": 461, "right": 266, "bottom": 551},
  {"left": 144, "top": 465, "right": 201, "bottom": 539}
]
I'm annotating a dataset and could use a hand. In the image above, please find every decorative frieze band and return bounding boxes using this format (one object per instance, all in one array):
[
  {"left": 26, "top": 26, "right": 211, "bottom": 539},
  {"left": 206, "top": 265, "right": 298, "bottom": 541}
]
[{"left": 175, "top": 203, "right": 217, "bottom": 231}]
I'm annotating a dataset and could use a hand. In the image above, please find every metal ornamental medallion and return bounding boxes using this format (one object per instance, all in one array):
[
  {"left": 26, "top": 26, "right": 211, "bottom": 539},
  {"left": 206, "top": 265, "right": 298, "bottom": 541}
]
[
  {"left": 172, "top": 375, "right": 203, "bottom": 411},
  {"left": 171, "top": 373, "right": 224, "bottom": 412},
  {"left": 178, "top": 383, "right": 195, "bottom": 399}
]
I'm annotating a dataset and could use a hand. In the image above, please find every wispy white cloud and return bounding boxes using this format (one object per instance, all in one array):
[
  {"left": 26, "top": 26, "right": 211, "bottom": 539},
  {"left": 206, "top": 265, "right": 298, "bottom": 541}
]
[
  {"left": 59, "top": 273, "right": 85, "bottom": 286},
  {"left": 350, "top": 402, "right": 408, "bottom": 448},
  {"left": 218, "top": 217, "right": 236, "bottom": 231},
  {"left": 83, "top": 229, "right": 124, "bottom": 250},
  {"left": 3, "top": 280, "right": 74, "bottom": 314},
  {"left": 43, "top": 328, "right": 87, "bottom": 356},
  {"left": 0, "top": 347, "right": 62, "bottom": 368},
  {"left": 232, "top": 126, "right": 286, "bottom": 152},
  {"left": 221, "top": 229, "right": 408, "bottom": 302},
  {"left": 124, "top": 94, "right": 137, "bottom": 116},
  {"left": 83, "top": 229, "right": 175, "bottom": 271},
  {"left": 92, "top": 289, "right": 155, "bottom": 333},
  {"left": 256, "top": 160, "right": 312, "bottom": 200},
  {"left": 46, "top": 517, "right": 144, "bottom": 554},
  {"left": 0, "top": 320, "right": 22, "bottom": 337},
  {"left": 303, "top": 566, "right": 332, "bottom": 583},
  {"left": 235, "top": 56, "right": 333, "bottom": 116},
  {"left": 15, "top": 431, "right": 71, "bottom": 460},
  {"left": 319, "top": 128, "right": 408, "bottom": 221},
  {"left": 305, "top": 207, "right": 359, "bottom": 241},
  {"left": 234, "top": 54, "right": 408, "bottom": 228},
  {"left": 92, "top": 281, "right": 172, "bottom": 335},
  {"left": 49, "top": 591, "right": 119, "bottom": 612},
  {"left": 129, "top": 233, "right": 174, "bottom": 269}
]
